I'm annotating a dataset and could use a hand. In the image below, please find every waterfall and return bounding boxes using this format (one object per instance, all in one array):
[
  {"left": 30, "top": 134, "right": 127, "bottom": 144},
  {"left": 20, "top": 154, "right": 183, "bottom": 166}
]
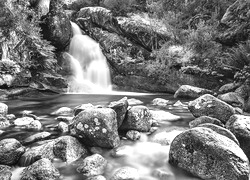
[{"left": 66, "top": 22, "right": 112, "bottom": 93}]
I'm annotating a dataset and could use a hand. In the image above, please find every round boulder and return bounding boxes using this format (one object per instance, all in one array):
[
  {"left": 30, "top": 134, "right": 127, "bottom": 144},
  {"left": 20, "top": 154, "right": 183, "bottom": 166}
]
[
  {"left": 0, "top": 138, "right": 25, "bottom": 166},
  {"left": 188, "top": 94, "right": 235, "bottom": 123},
  {"left": 174, "top": 85, "right": 213, "bottom": 99},
  {"left": 77, "top": 154, "right": 107, "bottom": 177},
  {"left": 189, "top": 116, "right": 224, "bottom": 128},
  {"left": 119, "top": 105, "right": 151, "bottom": 132},
  {"left": 20, "top": 158, "right": 60, "bottom": 180},
  {"left": 110, "top": 167, "right": 139, "bottom": 180},
  {"left": 70, "top": 108, "right": 120, "bottom": 148},
  {"left": 169, "top": 127, "right": 249, "bottom": 180}
]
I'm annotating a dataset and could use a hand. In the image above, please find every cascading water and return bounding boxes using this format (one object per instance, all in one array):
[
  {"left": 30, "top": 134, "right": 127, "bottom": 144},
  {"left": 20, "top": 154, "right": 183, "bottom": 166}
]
[{"left": 66, "top": 22, "right": 112, "bottom": 93}]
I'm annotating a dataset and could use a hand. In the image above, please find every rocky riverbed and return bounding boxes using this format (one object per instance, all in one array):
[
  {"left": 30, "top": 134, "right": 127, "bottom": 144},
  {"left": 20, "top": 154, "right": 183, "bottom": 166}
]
[{"left": 0, "top": 85, "right": 250, "bottom": 180}]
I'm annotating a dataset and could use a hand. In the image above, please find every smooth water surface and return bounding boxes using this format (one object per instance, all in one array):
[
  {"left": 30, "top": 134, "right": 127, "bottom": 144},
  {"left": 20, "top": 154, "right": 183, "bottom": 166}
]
[{"left": 2, "top": 93, "right": 199, "bottom": 180}]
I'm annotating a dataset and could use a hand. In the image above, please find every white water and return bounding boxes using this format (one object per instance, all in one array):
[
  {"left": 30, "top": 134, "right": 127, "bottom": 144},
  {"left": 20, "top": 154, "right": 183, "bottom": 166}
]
[{"left": 66, "top": 22, "right": 112, "bottom": 93}]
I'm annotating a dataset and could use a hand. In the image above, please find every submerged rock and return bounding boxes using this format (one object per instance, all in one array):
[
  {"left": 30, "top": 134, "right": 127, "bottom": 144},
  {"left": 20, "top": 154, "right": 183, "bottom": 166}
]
[
  {"left": 20, "top": 158, "right": 60, "bottom": 180},
  {"left": 188, "top": 94, "right": 235, "bottom": 123},
  {"left": 152, "top": 98, "right": 169, "bottom": 106},
  {"left": 51, "top": 107, "right": 73, "bottom": 116},
  {"left": 22, "top": 132, "right": 51, "bottom": 145},
  {"left": 169, "top": 127, "right": 249, "bottom": 180},
  {"left": 56, "top": 116, "right": 74, "bottom": 123},
  {"left": 120, "top": 105, "right": 151, "bottom": 132},
  {"left": 0, "top": 165, "right": 12, "bottom": 180},
  {"left": 0, "top": 138, "right": 25, "bottom": 166},
  {"left": 86, "top": 175, "right": 106, "bottom": 180},
  {"left": 226, "top": 114, "right": 250, "bottom": 160},
  {"left": 70, "top": 108, "right": 120, "bottom": 148},
  {"left": 108, "top": 97, "right": 128, "bottom": 127},
  {"left": 77, "top": 154, "right": 107, "bottom": 177},
  {"left": 110, "top": 167, "right": 139, "bottom": 180},
  {"left": 150, "top": 110, "right": 181, "bottom": 122},
  {"left": 189, "top": 116, "right": 224, "bottom": 128},
  {"left": 174, "top": 85, "right": 213, "bottom": 99}
]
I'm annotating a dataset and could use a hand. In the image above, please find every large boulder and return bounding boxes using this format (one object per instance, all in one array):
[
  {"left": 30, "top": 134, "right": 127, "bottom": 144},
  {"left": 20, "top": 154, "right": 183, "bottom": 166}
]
[
  {"left": 188, "top": 94, "right": 235, "bottom": 123},
  {"left": 70, "top": 108, "right": 120, "bottom": 148},
  {"left": 226, "top": 114, "right": 250, "bottom": 160},
  {"left": 0, "top": 138, "right": 25, "bottom": 166},
  {"left": 41, "top": 11, "right": 72, "bottom": 51},
  {"left": 169, "top": 127, "right": 250, "bottom": 180},
  {"left": 119, "top": 105, "right": 151, "bottom": 132},
  {"left": 108, "top": 97, "right": 128, "bottom": 127},
  {"left": 20, "top": 158, "right": 60, "bottom": 180},
  {"left": 174, "top": 85, "right": 213, "bottom": 99},
  {"left": 0, "top": 165, "right": 12, "bottom": 180}
]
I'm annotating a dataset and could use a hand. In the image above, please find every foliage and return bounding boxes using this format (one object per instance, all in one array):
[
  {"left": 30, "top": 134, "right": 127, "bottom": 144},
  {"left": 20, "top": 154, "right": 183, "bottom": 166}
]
[
  {"left": 0, "top": 0, "right": 57, "bottom": 73},
  {"left": 225, "top": 40, "right": 250, "bottom": 82},
  {"left": 102, "top": 0, "right": 138, "bottom": 16}
]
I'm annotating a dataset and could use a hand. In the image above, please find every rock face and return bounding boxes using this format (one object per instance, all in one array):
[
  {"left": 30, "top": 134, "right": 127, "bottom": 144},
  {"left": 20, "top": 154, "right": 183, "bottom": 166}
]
[
  {"left": 169, "top": 127, "right": 250, "bottom": 180},
  {"left": 0, "top": 138, "right": 25, "bottom": 166},
  {"left": 41, "top": 11, "right": 72, "bottom": 50},
  {"left": 226, "top": 114, "right": 250, "bottom": 160},
  {"left": 188, "top": 94, "right": 235, "bottom": 123},
  {"left": 218, "top": 0, "right": 250, "bottom": 45},
  {"left": 20, "top": 158, "right": 60, "bottom": 180},
  {"left": 70, "top": 108, "right": 120, "bottom": 148},
  {"left": 174, "top": 85, "right": 213, "bottom": 99},
  {"left": 77, "top": 154, "right": 107, "bottom": 177},
  {"left": 120, "top": 105, "right": 151, "bottom": 132},
  {"left": 108, "top": 97, "right": 128, "bottom": 127}
]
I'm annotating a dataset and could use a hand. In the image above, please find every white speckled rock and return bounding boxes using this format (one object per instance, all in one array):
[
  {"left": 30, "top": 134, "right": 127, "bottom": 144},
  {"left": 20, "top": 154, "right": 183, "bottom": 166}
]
[{"left": 0, "top": 103, "right": 8, "bottom": 116}]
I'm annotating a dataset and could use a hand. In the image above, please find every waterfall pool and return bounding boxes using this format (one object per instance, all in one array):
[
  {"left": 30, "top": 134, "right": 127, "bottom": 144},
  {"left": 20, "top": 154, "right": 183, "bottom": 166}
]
[{"left": 2, "top": 92, "right": 200, "bottom": 180}]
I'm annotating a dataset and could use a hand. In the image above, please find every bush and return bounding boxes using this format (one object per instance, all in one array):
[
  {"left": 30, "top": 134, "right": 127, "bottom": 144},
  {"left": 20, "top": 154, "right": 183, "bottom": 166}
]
[{"left": 102, "top": 0, "right": 138, "bottom": 16}]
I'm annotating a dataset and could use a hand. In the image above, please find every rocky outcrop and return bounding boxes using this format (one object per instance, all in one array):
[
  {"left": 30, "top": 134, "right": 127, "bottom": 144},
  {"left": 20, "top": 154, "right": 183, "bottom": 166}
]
[
  {"left": 0, "top": 138, "right": 25, "bottom": 166},
  {"left": 41, "top": 10, "right": 72, "bottom": 51},
  {"left": 70, "top": 108, "right": 120, "bottom": 148},
  {"left": 217, "top": 0, "right": 250, "bottom": 45},
  {"left": 174, "top": 85, "right": 214, "bottom": 99},
  {"left": 188, "top": 94, "right": 235, "bottom": 123},
  {"left": 226, "top": 114, "right": 250, "bottom": 160},
  {"left": 75, "top": 7, "right": 224, "bottom": 93},
  {"left": 119, "top": 105, "right": 151, "bottom": 132},
  {"left": 20, "top": 158, "right": 60, "bottom": 180},
  {"left": 169, "top": 127, "right": 250, "bottom": 180}
]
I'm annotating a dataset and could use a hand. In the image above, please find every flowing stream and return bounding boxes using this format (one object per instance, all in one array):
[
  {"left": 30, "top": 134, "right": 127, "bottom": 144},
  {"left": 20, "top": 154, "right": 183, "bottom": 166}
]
[
  {"left": 66, "top": 22, "right": 112, "bottom": 93},
  {"left": 2, "top": 93, "right": 200, "bottom": 180}
]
